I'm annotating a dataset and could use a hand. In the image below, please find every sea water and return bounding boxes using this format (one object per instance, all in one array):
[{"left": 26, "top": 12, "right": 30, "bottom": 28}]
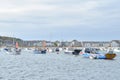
[{"left": 0, "top": 50, "right": 120, "bottom": 80}]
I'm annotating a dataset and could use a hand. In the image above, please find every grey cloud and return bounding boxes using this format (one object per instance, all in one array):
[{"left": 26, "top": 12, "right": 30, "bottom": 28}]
[{"left": 0, "top": 0, "right": 119, "bottom": 40}]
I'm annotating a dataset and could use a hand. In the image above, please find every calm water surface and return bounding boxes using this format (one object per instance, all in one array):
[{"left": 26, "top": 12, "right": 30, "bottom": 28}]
[{"left": 0, "top": 51, "right": 120, "bottom": 80}]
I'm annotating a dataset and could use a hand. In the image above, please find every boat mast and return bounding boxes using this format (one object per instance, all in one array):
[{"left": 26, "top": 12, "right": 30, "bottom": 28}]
[{"left": 12, "top": 34, "right": 15, "bottom": 48}]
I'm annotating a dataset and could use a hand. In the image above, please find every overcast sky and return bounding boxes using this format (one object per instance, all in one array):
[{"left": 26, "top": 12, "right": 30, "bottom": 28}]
[{"left": 0, "top": 0, "right": 119, "bottom": 41}]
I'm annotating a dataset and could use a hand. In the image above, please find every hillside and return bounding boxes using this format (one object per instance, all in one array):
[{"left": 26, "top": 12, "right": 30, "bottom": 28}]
[
  {"left": 0, "top": 36, "right": 23, "bottom": 46},
  {"left": 0, "top": 36, "right": 22, "bottom": 41}
]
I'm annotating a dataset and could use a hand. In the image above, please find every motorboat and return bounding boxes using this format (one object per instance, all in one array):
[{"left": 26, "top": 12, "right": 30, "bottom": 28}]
[
  {"left": 72, "top": 49, "right": 82, "bottom": 55},
  {"left": 82, "top": 48, "right": 116, "bottom": 60},
  {"left": 34, "top": 49, "right": 46, "bottom": 54}
]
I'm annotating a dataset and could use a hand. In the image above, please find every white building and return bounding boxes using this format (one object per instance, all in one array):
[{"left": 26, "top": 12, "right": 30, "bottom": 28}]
[{"left": 111, "top": 40, "right": 120, "bottom": 47}]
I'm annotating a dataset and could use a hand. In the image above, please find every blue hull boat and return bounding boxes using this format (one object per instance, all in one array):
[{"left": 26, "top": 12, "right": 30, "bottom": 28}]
[
  {"left": 82, "top": 53, "right": 116, "bottom": 59},
  {"left": 82, "top": 53, "right": 106, "bottom": 59},
  {"left": 34, "top": 50, "right": 46, "bottom": 54}
]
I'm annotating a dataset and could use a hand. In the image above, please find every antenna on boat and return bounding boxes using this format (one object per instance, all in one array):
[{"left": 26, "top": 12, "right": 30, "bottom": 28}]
[{"left": 12, "top": 34, "right": 15, "bottom": 48}]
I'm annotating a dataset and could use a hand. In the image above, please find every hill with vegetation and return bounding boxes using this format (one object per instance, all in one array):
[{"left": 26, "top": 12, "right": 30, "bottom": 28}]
[
  {"left": 0, "top": 36, "right": 23, "bottom": 41},
  {"left": 0, "top": 36, "right": 23, "bottom": 46}
]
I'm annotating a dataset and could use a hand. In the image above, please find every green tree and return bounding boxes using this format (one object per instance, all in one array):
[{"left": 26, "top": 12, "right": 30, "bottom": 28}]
[{"left": 54, "top": 42, "right": 58, "bottom": 47}]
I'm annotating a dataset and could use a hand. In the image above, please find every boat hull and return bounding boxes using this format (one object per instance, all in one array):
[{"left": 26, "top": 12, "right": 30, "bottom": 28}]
[
  {"left": 82, "top": 53, "right": 116, "bottom": 59},
  {"left": 34, "top": 50, "right": 46, "bottom": 54},
  {"left": 105, "top": 53, "right": 116, "bottom": 59}
]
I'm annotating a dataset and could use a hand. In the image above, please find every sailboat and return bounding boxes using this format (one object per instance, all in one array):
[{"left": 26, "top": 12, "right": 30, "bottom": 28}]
[
  {"left": 14, "top": 42, "right": 21, "bottom": 55},
  {"left": 4, "top": 42, "right": 21, "bottom": 55}
]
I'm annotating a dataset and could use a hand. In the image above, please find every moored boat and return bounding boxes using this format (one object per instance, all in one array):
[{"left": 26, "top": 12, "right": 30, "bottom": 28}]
[
  {"left": 72, "top": 49, "right": 82, "bottom": 55},
  {"left": 14, "top": 42, "right": 21, "bottom": 55},
  {"left": 34, "top": 49, "right": 46, "bottom": 54},
  {"left": 3, "top": 42, "right": 21, "bottom": 55},
  {"left": 105, "top": 53, "right": 116, "bottom": 59},
  {"left": 82, "top": 48, "right": 116, "bottom": 60}
]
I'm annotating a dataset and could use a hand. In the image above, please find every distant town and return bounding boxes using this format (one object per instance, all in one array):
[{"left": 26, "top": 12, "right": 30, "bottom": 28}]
[{"left": 0, "top": 36, "right": 120, "bottom": 47}]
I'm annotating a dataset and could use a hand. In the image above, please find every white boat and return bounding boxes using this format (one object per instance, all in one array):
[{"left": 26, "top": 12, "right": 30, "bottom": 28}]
[
  {"left": 114, "top": 48, "right": 120, "bottom": 53},
  {"left": 64, "top": 50, "right": 73, "bottom": 54},
  {"left": 64, "top": 48, "right": 73, "bottom": 54},
  {"left": 46, "top": 48, "right": 53, "bottom": 53},
  {"left": 89, "top": 54, "right": 97, "bottom": 59},
  {"left": 3, "top": 47, "right": 21, "bottom": 55}
]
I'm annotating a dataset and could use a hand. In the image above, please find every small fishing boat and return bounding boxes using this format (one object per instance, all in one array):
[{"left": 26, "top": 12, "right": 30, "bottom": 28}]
[
  {"left": 82, "top": 48, "right": 116, "bottom": 60},
  {"left": 105, "top": 53, "right": 116, "bottom": 59},
  {"left": 34, "top": 49, "right": 46, "bottom": 54},
  {"left": 89, "top": 53, "right": 116, "bottom": 60},
  {"left": 55, "top": 48, "right": 60, "bottom": 54},
  {"left": 114, "top": 48, "right": 120, "bottom": 53},
  {"left": 4, "top": 47, "right": 13, "bottom": 54},
  {"left": 72, "top": 49, "right": 82, "bottom": 55},
  {"left": 34, "top": 40, "right": 47, "bottom": 54},
  {"left": 64, "top": 50, "right": 73, "bottom": 54},
  {"left": 64, "top": 48, "right": 73, "bottom": 54},
  {"left": 13, "top": 48, "right": 21, "bottom": 55},
  {"left": 88, "top": 53, "right": 106, "bottom": 59},
  {"left": 14, "top": 42, "right": 21, "bottom": 55},
  {"left": 103, "top": 50, "right": 116, "bottom": 59},
  {"left": 4, "top": 42, "right": 21, "bottom": 55}
]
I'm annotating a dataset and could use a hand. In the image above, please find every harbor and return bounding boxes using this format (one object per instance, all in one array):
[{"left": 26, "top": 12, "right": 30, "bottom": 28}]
[
  {"left": 0, "top": 36, "right": 119, "bottom": 80},
  {"left": 0, "top": 48, "right": 120, "bottom": 80},
  {"left": 0, "top": 0, "right": 119, "bottom": 79}
]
